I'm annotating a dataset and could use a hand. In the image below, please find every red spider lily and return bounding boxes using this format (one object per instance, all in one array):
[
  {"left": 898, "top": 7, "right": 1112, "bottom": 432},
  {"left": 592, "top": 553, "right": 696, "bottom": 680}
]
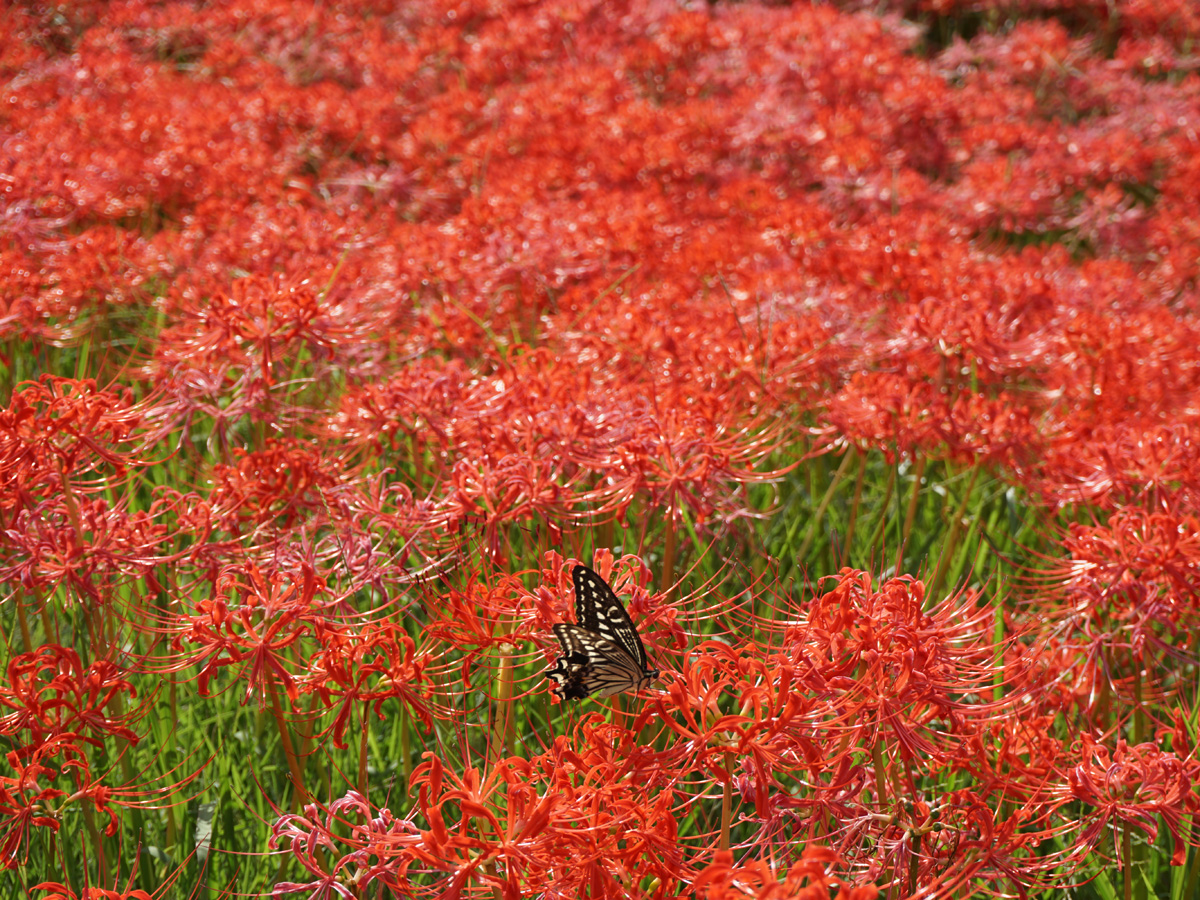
[
  {"left": 147, "top": 271, "right": 404, "bottom": 455},
  {"left": 0, "top": 377, "right": 156, "bottom": 523},
  {"left": 329, "top": 348, "right": 794, "bottom": 542},
  {"left": 1008, "top": 502, "right": 1200, "bottom": 736},
  {"left": 443, "top": 454, "right": 581, "bottom": 559},
  {"left": 0, "top": 644, "right": 143, "bottom": 755},
  {"left": 693, "top": 846, "right": 878, "bottom": 900},
  {"left": 652, "top": 570, "right": 1062, "bottom": 893},
  {"left": 423, "top": 578, "right": 534, "bottom": 675},
  {"left": 400, "top": 739, "right": 686, "bottom": 898},
  {"left": 0, "top": 495, "right": 173, "bottom": 603},
  {"left": 0, "top": 728, "right": 206, "bottom": 871},
  {"left": 206, "top": 438, "right": 351, "bottom": 534},
  {"left": 269, "top": 790, "right": 424, "bottom": 899},
  {"left": 155, "top": 275, "right": 337, "bottom": 388},
  {"left": 301, "top": 623, "right": 436, "bottom": 748},
  {"left": 324, "top": 356, "right": 472, "bottom": 459},
  {"left": 30, "top": 818, "right": 201, "bottom": 899},
  {"left": 781, "top": 571, "right": 1002, "bottom": 757},
  {"left": 8, "top": 0, "right": 1200, "bottom": 894},
  {"left": 0, "top": 751, "right": 65, "bottom": 869},
  {"left": 658, "top": 639, "right": 824, "bottom": 814},
  {"left": 168, "top": 561, "right": 330, "bottom": 707},
  {"left": 822, "top": 374, "right": 1039, "bottom": 469},
  {"left": 31, "top": 886, "right": 152, "bottom": 900},
  {"left": 584, "top": 407, "right": 795, "bottom": 527},
  {"left": 1055, "top": 731, "right": 1200, "bottom": 868},
  {"left": 272, "top": 729, "right": 695, "bottom": 897},
  {"left": 1038, "top": 422, "right": 1200, "bottom": 513},
  {"left": 1061, "top": 508, "right": 1200, "bottom": 611},
  {"left": 1047, "top": 507, "right": 1200, "bottom": 671}
]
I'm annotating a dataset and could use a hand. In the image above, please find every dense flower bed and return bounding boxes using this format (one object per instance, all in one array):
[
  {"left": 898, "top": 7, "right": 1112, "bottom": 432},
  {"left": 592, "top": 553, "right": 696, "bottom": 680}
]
[{"left": 3, "top": 1, "right": 1200, "bottom": 897}]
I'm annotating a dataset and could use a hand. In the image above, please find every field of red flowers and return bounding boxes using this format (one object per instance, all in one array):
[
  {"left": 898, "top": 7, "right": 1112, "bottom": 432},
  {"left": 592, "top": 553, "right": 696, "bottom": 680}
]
[{"left": 4, "top": 0, "right": 1200, "bottom": 897}]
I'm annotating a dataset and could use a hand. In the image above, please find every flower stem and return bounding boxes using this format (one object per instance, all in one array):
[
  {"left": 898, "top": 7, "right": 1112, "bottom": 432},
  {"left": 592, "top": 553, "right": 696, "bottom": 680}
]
[
  {"left": 872, "top": 738, "right": 893, "bottom": 898},
  {"left": 1123, "top": 819, "right": 1133, "bottom": 900},
  {"left": 799, "top": 448, "right": 856, "bottom": 563},
  {"left": 493, "top": 628, "right": 516, "bottom": 760},
  {"left": 358, "top": 705, "right": 370, "bottom": 797},
  {"left": 720, "top": 750, "right": 734, "bottom": 852},
  {"left": 843, "top": 448, "right": 868, "bottom": 565},
  {"left": 267, "top": 680, "right": 309, "bottom": 809},
  {"left": 660, "top": 511, "right": 678, "bottom": 596},
  {"left": 896, "top": 454, "right": 926, "bottom": 573}
]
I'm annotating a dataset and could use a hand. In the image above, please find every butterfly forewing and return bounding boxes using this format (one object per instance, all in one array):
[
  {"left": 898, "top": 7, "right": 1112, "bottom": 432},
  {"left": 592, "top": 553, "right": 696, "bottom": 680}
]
[
  {"left": 544, "top": 564, "right": 658, "bottom": 701},
  {"left": 572, "top": 564, "right": 650, "bottom": 670}
]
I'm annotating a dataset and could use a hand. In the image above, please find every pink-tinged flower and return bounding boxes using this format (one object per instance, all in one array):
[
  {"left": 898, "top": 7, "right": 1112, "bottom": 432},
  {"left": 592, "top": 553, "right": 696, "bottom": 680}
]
[{"left": 269, "top": 790, "right": 424, "bottom": 899}]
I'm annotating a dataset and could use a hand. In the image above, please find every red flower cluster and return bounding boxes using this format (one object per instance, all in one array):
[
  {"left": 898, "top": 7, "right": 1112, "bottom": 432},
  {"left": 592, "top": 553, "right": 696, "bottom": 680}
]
[{"left": 3, "top": 0, "right": 1200, "bottom": 895}]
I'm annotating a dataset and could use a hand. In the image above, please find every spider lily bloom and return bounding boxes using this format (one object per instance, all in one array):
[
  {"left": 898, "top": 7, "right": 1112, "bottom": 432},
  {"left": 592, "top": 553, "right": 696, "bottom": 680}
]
[
  {"left": 1058, "top": 734, "right": 1200, "bottom": 867},
  {"left": 165, "top": 562, "right": 333, "bottom": 708},
  {"left": 694, "top": 846, "right": 879, "bottom": 899},
  {"left": 581, "top": 406, "right": 795, "bottom": 527},
  {"left": 781, "top": 571, "right": 1002, "bottom": 759},
  {"left": 0, "top": 645, "right": 142, "bottom": 752},
  {"left": 0, "top": 753, "right": 65, "bottom": 870},
  {"left": 0, "top": 377, "right": 155, "bottom": 514},
  {"left": 31, "top": 882, "right": 152, "bottom": 900},
  {"left": 301, "top": 623, "right": 437, "bottom": 750},
  {"left": 270, "top": 791, "right": 424, "bottom": 899}
]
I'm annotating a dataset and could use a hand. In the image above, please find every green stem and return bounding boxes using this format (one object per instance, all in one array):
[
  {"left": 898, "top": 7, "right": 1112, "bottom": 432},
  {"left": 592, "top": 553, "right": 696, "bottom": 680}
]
[
  {"left": 992, "top": 583, "right": 1006, "bottom": 703},
  {"left": 1183, "top": 814, "right": 1200, "bottom": 899},
  {"left": 908, "top": 829, "right": 920, "bottom": 896},
  {"left": 595, "top": 516, "right": 614, "bottom": 557},
  {"left": 895, "top": 454, "right": 926, "bottom": 574},
  {"left": 493, "top": 636, "right": 516, "bottom": 761},
  {"left": 412, "top": 431, "right": 424, "bottom": 488},
  {"left": 872, "top": 738, "right": 891, "bottom": 808},
  {"left": 842, "top": 449, "right": 868, "bottom": 566},
  {"left": 1132, "top": 666, "right": 1145, "bottom": 746},
  {"left": 1123, "top": 820, "right": 1133, "bottom": 900},
  {"left": 872, "top": 738, "right": 893, "bottom": 900},
  {"left": 929, "top": 464, "right": 981, "bottom": 602},
  {"left": 798, "top": 449, "right": 857, "bottom": 564}
]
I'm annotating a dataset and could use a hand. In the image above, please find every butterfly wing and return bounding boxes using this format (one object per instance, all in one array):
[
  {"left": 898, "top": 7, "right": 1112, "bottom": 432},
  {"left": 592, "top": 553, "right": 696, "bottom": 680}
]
[
  {"left": 572, "top": 564, "right": 651, "bottom": 671},
  {"left": 545, "top": 624, "right": 651, "bottom": 700}
]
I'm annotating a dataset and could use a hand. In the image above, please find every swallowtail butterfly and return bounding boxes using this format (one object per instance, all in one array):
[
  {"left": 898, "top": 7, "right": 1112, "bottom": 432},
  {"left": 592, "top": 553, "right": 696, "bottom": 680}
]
[{"left": 544, "top": 563, "right": 659, "bottom": 701}]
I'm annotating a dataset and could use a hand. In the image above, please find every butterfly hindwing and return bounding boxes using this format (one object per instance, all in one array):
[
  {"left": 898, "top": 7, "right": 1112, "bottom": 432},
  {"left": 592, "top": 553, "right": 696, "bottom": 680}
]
[
  {"left": 572, "top": 564, "right": 650, "bottom": 670},
  {"left": 545, "top": 624, "right": 647, "bottom": 700},
  {"left": 544, "top": 564, "right": 658, "bottom": 701}
]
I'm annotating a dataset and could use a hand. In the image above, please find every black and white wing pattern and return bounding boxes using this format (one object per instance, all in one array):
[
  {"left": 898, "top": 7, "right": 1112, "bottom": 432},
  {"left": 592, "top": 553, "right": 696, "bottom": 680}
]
[
  {"left": 572, "top": 564, "right": 651, "bottom": 671},
  {"left": 544, "top": 564, "right": 658, "bottom": 701}
]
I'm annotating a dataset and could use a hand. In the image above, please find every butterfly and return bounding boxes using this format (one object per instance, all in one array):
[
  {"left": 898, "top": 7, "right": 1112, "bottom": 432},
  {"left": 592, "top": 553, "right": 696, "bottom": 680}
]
[{"left": 544, "top": 563, "right": 659, "bottom": 701}]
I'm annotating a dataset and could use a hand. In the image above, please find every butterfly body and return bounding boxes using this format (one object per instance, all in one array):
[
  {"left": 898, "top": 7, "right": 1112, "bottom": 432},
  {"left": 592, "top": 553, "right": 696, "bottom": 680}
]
[{"left": 545, "top": 564, "right": 659, "bottom": 701}]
